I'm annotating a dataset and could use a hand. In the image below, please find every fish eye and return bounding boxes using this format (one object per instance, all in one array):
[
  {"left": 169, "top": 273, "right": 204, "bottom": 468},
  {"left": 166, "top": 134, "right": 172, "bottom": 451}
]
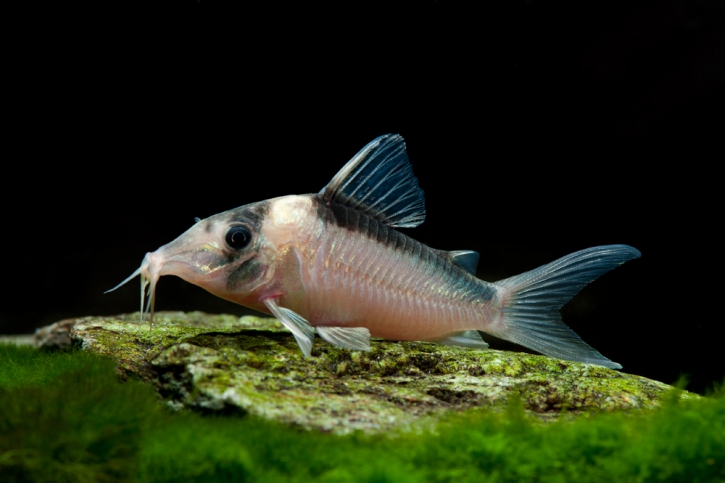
[{"left": 225, "top": 226, "right": 252, "bottom": 250}]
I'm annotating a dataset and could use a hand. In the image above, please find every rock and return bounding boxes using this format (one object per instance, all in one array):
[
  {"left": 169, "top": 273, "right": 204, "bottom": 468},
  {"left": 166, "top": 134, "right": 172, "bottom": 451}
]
[
  {"left": 60, "top": 312, "right": 694, "bottom": 434},
  {"left": 34, "top": 317, "right": 78, "bottom": 350},
  {"left": 0, "top": 334, "right": 35, "bottom": 346}
]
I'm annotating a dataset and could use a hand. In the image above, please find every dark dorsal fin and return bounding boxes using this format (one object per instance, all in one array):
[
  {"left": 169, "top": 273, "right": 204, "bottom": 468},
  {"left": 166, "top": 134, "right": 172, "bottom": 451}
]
[
  {"left": 319, "top": 134, "right": 426, "bottom": 228},
  {"left": 443, "top": 250, "right": 480, "bottom": 275}
]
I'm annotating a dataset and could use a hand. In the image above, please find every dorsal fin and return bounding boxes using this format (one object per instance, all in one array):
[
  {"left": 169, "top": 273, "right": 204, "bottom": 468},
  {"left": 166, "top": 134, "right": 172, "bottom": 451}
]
[
  {"left": 319, "top": 134, "right": 426, "bottom": 228},
  {"left": 448, "top": 250, "right": 480, "bottom": 275}
]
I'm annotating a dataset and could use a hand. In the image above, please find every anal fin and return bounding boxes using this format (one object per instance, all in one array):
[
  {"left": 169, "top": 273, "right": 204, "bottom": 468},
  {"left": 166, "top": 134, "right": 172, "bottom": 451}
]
[
  {"left": 427, "top": 330, "right": 489, "bottom": 350},
  {"left": 262, "top": 298, "right": 316, "bottom": 357},
  {"left": 317, "top": 326, "right": 371, "bottom": 351}
]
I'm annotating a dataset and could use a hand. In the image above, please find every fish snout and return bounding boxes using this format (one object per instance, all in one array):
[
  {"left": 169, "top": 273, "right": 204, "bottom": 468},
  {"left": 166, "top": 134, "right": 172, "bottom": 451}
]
[
  {"left": 138, "top": 250, "right": 165, "bottom": 323},
  {"left": 105, "top": 250, "right": 165, "bottom": 324},
  {"left": 140, "top": 250, "right": 164, "bottom": 283}
]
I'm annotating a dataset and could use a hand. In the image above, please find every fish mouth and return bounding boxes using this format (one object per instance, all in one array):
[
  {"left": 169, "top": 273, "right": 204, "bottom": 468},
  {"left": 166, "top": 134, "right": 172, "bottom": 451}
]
[{"left": 105, "top": 251, "right": 163, "bottom": 323}]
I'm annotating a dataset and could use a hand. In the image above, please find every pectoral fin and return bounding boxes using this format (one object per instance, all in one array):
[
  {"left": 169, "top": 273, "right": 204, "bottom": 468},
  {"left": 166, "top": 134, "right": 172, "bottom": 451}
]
[
  {"left": 317, "top": 326, "right": 371, "bottom": 351},
  {"left": 428, "top": 330, "right": 489, "bottom": 350},
  {"left": 262, "top": 298, "right": 316, "bottom": 357}
]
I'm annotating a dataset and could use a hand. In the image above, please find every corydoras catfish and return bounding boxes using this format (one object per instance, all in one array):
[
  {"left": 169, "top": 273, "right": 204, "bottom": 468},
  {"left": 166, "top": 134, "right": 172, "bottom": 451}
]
[{"left": 108, "top": 134, "right": 640, "bottom": 369}]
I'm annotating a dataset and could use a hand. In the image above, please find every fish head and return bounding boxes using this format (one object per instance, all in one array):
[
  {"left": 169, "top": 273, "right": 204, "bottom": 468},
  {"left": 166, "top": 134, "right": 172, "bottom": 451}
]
[{"left": 107, "top": 199, "right": 278, "bottom": 321}]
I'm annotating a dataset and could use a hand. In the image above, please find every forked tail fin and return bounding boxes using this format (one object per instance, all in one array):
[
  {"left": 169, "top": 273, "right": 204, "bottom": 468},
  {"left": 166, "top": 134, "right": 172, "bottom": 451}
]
[{"left": 490, "top": 245, "right": 641, "bottom": 369}]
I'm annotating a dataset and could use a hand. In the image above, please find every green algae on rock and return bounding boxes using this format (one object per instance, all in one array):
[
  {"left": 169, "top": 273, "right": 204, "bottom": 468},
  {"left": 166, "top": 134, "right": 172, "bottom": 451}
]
[{"left": 62, "top": 312, "right": 692, "bottom": 434}]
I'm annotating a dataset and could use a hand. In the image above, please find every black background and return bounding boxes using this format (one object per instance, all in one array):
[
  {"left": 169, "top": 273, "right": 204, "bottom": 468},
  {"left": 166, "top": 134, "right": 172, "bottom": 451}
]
[{"left": 3, "top": 1, "right": 723, "bottom": 393}]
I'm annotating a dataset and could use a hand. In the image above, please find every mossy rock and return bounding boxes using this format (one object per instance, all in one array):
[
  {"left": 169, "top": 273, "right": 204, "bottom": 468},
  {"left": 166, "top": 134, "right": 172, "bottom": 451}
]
[{"left": 55, "top": 312, "right": 693, "bottom": 433}]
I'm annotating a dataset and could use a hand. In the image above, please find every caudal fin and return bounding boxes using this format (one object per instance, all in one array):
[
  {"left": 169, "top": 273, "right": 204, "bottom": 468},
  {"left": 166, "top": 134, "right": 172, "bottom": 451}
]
[{"left": 490, "top": 245, "right": 641, "bottom": 369}]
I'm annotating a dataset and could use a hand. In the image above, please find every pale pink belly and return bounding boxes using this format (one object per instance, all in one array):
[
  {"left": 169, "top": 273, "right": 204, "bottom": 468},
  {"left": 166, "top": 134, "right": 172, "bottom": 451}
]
[
  {"left": 290, "top": 202, "right": 497, "bottom": 341},
  {"left": 301, "top": 239, "right": 489, "bottom": 340}
]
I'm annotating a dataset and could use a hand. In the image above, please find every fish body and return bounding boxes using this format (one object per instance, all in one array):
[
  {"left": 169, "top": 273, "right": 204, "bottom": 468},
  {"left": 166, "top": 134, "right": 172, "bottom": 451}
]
[
  {"left": 109, "top": 135, "right": 640, "bottom": 368},
  {"left": 258, "top": 194, "right": 496, "bottom": 342}
]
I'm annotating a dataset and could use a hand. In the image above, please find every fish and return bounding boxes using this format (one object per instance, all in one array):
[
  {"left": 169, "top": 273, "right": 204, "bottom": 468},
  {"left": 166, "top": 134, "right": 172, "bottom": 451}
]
[{"left": 107, "top": 134, "right": 640, "bottom": 369}]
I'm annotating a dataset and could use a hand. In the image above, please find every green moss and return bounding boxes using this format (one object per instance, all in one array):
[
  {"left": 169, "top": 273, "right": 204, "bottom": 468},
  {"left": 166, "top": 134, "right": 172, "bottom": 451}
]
[
  {"left": 1, "top": 343, "right": 724, "bottom": 482},
  {"left": 0, "top": 345, "right": 159, "bottom": 482},
  {"left": 0, "top": 343, "right": 113, "bottom": 388}
]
